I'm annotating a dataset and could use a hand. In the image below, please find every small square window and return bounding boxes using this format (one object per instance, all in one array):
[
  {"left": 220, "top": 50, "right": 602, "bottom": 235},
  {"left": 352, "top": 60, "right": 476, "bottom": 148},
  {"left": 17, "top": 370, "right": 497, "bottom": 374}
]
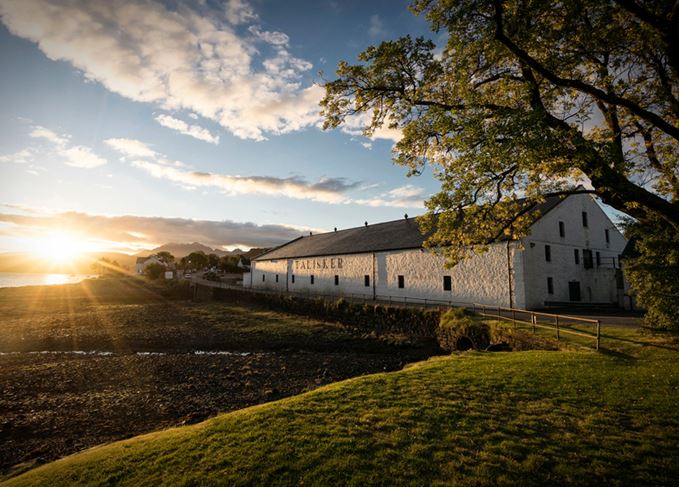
[
  {"left": 596, "top": 251, "right": 601, "bottom": 267},
  {"left": 605, "top": 229, "right": 610, "bottom": 244},
  {"left": 364, "top": 275, "right": 370, "bottom": 287},
  {"left": 310, "top": 275, "right": 314, "bottom": 285},
  {"left": 275, "top": 274, "right": 279, "bottom": 283},
  {"left": 547, "top": 277, "right": 554, "bottom": 294},
  {"left": 559, "top": 221, "right": 565, "bottom": 237},
  {"left": 582, "top": 211, "right": 588, "bottom": 228},
  {"left": 443, "top": 276, "right": 452, "bottom": 291},
  {"left": 262, "top": 274, "right": 265, "bottom": 282},
  {"left": 334, "top": 275, "right": 339, "bottom": 286},
  {"left": 545, "top": 245, "right": 551, "bottom": 262},
  {"left": 574, "top": 249, "right": 580, "bottom": 265},
  {"left": 291, "top": 274, "right": 295, "bottom": 284},
  {"left": 398, "top": 275, "right": 405, "bottom": 289}
]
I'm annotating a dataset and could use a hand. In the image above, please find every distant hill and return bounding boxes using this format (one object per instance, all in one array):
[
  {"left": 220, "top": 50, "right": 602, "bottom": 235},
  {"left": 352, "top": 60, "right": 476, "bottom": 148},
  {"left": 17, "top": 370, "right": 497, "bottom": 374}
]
[
  {"left": 136, "top": 242, "right": 232, "bottom": 258},
  {"left": 136, "top": 242, "right": 271, "bottom": 260}
]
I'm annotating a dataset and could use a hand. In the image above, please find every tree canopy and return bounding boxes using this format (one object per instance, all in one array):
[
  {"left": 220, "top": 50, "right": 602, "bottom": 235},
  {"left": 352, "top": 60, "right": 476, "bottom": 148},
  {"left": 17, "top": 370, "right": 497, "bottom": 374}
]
[
  {"left": 322, "top": 0, "right": 679, "bottom": 264},
  {"left": 153, "top": 251, "right": 175, "bottom": 264}
]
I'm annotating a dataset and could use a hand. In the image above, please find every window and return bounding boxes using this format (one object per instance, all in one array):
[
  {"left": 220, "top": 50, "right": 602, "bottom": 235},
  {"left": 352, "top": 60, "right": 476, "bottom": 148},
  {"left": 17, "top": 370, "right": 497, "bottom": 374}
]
[
  {"left": 582, "top": 211, "right": 588, "bottom": 228},
  {"left": 547, "top": 277, "right": 554, "bottom": 294},
  {"left": 574, "top": 249, "right": 580, "bottom": 265},
  {"left": 443, "top": 276, "right": 452, "bottom": 291},
  {"left": 596, "top": 251, "right": 601, "bottom": 267},
  {"left": 605, "top": 229, "right": 610, "bottom": 244},
  {"left": 545, "top": 245, "right": 551, "bottom": 262},
  {"left": 364, "top": 275, "right": 370, "bottom": 287},
  {"left": 559, "top": 221, "right": 565, "bottom": 237},
  {"left": 262, "top": 274, "right": 265, "bottom": 282},
  {"left": 398, "top": 275, "right": 405, "bottom": 289},
  {"left": 310, "top": 275, "right": 314, "bottom": 285},
  {"left": 275, "top": 274, "right": 279, "bottom": 283},
  {"left": 334, "top": 275, "right": 339, "bottom": 286},
  {"left": 291, "top": 274, "right": 295, "bottom": 284},
  {"left": 583, "top": 249, "right": 593, "bottom": 269}
]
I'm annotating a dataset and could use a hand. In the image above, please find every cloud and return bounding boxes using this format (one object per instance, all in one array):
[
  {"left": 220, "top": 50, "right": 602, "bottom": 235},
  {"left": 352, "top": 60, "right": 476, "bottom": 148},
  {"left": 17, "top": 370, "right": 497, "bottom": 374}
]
[
  {"left": 154, "top": 114, "right": 220, "bottom": 144},
  {"left": 368, "top": 14, "right": 386, "bottom": 38},
  {"left": 0, "top": 149, "right": 33, "bottom": 164},
  {"left": 342, "top": 112, "right": 403, "bottom": 143},
  {"left": 248, "top": 25, "right": 289, "bottom": 46},
  {"left": 352, "top": 185, "right": 426, "bottom": 208},
  {"left": 0, "top": 208, "right": 309, "bottom": 252},
  {"left": 29, "top": 126, "right": 68, "bottom": 147},
  {"left": 104, "top": 138, "right": 157, "bottom": 158},
  {"left": 60, "top": 145, "right": 107, "bottom": 168},
  {"left": 25, "top": 124, "right": 107, "bottom": 168},
  {"left": 224, "top": 0, "right": 257, "bottom": 25},
  {"left": 0, "top": 0, "right": 323, "bottom": 141},
  {"left": 131, "top": 159, "right": 358, "bottom": 203},
  {"left": 104, "top": 134, "right": 420, "bottom": 208}
]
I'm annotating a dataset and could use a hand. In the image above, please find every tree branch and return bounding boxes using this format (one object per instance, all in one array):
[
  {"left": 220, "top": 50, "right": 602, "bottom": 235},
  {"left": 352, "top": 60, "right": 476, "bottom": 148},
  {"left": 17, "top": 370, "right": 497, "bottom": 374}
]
[{"left": 493, "top": 0, "right": 679, "bottom": 142}]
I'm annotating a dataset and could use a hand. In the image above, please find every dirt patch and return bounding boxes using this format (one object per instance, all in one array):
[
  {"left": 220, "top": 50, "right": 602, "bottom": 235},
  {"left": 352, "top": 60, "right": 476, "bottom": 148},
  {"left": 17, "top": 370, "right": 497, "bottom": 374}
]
[{"left": 0, "top": 281, "right": 438, "bottom": 477}]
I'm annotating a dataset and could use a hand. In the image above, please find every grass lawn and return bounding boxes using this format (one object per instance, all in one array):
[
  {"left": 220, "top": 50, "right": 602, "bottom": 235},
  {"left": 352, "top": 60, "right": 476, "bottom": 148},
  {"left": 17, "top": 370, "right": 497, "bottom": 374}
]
[{"left": 3, "top": 324, "right": 678, "bottom": 486}]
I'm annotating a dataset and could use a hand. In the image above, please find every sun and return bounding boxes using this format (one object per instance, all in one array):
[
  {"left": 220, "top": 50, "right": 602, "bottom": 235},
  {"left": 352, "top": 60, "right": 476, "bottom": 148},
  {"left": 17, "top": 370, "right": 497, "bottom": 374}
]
[{"left": 33, "top": 232, "right": 84, "bottom": 265}]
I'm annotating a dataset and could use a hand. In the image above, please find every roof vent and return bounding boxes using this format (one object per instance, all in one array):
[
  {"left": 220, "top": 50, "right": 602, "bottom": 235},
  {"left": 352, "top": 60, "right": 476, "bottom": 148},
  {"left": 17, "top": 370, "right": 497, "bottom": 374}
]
[
  {"left": 404, "top": 213, "right": 408, "bottom": 220},
  {"left": 364, "top": 221, "right": 368, "bottom": 227}
]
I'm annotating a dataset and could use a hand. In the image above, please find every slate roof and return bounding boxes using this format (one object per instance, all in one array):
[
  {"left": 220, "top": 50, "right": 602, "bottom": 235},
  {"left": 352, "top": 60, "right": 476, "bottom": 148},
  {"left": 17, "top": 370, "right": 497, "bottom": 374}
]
[{"left": 255, "top": 193, "right": 568, "bottom": 261}]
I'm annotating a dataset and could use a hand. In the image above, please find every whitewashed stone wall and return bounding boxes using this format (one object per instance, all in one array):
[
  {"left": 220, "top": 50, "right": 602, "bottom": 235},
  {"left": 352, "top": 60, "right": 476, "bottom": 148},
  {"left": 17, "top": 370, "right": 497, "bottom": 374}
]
[
  {"left": 250, "top": 259, "right": 288, "bottom": 291},
  {"left": 287, "top": 253, "right": 374, "bottom": 297},
  {"left": 519, "top": 194, "right": 626, "bottom": 308},
  {"left": 249, "top": 194, "right": 625, "bottom": 310},
  {"left": 376, "top": 245, "right": 516, "bottom": 306},
  {"left": 251, "top": 244, "right": 518, "bottom": 306}
]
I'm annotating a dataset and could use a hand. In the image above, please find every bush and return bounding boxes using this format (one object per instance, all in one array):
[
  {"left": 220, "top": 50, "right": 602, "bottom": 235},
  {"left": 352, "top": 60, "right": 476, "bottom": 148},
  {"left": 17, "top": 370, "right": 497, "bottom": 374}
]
[
  {"left": 436, "top": 308, "right": 490, "bottom": 351},
  {"left": 144, "top": 262, "right": 166, "bottom": 280},
  {"left": 623, "top": 218, "right": 679, "bottom": 331}
]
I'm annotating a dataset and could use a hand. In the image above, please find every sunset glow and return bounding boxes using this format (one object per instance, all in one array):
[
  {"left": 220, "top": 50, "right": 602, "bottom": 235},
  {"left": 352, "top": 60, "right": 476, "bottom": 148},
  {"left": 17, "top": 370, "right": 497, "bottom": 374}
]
[{"left": 31, "top": 232, "right": 86, "bottom": 264}]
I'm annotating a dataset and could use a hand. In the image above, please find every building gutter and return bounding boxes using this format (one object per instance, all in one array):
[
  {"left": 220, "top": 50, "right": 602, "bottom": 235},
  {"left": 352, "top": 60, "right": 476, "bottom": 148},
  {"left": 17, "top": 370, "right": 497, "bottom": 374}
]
[
  {"left": 372, "top": 252, "right": 376, "bottom": 301},
  {"left": 506, "top": 241, "right": 514, "bottom": 308}
]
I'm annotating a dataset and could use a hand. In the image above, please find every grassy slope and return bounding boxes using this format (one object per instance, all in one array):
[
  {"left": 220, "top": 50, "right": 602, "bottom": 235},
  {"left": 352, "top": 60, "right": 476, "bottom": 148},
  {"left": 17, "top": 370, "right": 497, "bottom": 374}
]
[{"left": 4, "top": 326, "right": 678, "bottom": 486}]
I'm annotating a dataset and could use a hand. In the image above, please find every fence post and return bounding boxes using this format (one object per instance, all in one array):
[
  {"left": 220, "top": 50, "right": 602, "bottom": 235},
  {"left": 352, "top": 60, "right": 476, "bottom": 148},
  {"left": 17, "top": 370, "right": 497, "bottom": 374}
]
[
  {"left": 497, "top": 306, "right": 501, "bottom": 319},
  {"left": 512, "top": 309, "right": 516, "bottom": 328},
  {"left": 596, "top": 320, "right": 601, "bottom": 351},
  {"left": 472, "top": 303, "right": 476, "bottom": 313},
  {"left": 555, "top": 315, "right": 560, "bottom": 340},
  {"left": 531, "top": 313, "right": 536, "bottom": 334}
]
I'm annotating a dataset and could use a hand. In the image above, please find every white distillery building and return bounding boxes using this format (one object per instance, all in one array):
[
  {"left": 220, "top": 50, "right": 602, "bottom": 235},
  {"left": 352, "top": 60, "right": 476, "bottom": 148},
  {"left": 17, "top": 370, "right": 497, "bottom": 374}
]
[{"left": 245, "top": 193, "right": 627, "bottom": 309}]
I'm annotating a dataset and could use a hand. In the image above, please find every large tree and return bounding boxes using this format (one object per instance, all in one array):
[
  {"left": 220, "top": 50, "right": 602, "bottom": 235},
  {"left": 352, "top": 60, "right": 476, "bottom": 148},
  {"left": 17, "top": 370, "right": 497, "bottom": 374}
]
[{"left": 322, "top": 0, "right": 679, "bottom": 265}]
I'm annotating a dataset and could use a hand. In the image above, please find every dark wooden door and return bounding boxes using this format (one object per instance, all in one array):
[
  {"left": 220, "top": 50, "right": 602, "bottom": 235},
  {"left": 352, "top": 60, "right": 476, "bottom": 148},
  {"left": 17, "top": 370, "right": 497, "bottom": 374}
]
[{"left": 569, "top": 281, "right": 581, "bottom": 301}]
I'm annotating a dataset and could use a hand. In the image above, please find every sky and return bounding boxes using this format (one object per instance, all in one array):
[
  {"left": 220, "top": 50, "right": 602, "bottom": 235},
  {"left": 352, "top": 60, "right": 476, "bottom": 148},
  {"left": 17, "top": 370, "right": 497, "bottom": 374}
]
[{"left": 0, "top": 0, "right": 445, "bottom": 254}]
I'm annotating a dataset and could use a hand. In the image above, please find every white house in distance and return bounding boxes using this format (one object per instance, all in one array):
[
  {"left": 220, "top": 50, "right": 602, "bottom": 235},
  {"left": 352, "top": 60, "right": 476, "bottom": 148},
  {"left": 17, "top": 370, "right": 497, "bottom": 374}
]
[
  {"left": 245, "top": 193, "right": 627, "bottom": 310},
  {"left": 135, "top": 255, "right": 163, "bottom": 275}
]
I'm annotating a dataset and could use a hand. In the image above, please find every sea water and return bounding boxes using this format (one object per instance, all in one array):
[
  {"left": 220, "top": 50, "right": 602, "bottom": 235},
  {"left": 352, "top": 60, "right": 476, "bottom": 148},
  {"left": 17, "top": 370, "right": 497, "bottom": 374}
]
[{"left": 0, "top": 272, "right": 96, "bottom": 288}]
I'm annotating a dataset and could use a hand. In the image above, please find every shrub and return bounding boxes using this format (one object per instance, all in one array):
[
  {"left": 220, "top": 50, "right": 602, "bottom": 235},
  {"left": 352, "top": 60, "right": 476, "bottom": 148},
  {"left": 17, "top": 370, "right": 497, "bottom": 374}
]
[
  {"left": 436, "top": 308, "right": 490, "bottom": 351},
  {"left": 144, "top": 262, "right": 166, "bottom": 280}
]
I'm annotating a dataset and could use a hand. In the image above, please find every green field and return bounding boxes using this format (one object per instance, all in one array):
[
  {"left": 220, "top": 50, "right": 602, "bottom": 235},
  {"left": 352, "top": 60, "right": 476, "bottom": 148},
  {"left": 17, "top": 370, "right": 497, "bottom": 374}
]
[{"left": 3, "top": 321, "right": 678, "bottom": 486}]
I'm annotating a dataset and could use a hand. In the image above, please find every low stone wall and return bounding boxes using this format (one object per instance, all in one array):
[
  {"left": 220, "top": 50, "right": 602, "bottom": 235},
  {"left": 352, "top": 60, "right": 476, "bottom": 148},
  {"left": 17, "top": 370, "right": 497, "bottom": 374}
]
[
  {"left": 210, "top": 286, "right": 441, "bottom": 338},
  {"left": 204, "top": 285, "right": 561, "bottom": 351}
]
